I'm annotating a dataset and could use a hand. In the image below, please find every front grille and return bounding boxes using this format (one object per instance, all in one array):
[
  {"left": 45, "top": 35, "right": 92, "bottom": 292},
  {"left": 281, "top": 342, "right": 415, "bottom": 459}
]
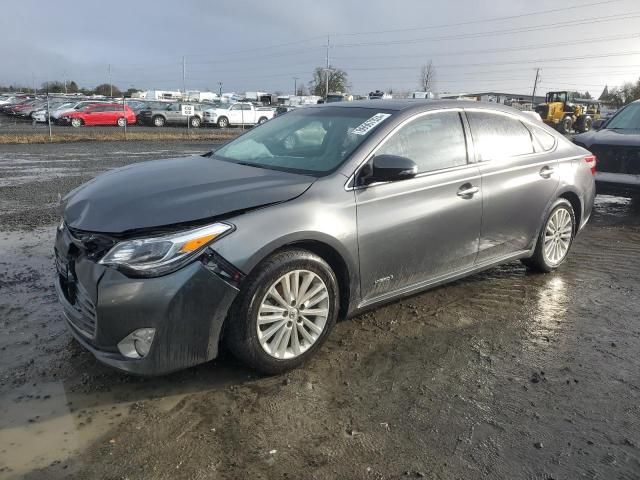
[
  {"left": 55, "top": 242, "right": 98, "bottom": 339},
  {"left": 70, "top": 282, "right": 97, "bottom": 337},
  {"left": 589, "top": 144, "right": 640, "bottom": 174}
]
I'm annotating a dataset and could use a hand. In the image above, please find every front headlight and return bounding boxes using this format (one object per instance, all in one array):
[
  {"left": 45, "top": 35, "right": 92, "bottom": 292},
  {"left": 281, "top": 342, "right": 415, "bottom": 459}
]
[{"left": 99, "top": 222, "right": 233, "bottom": 277}]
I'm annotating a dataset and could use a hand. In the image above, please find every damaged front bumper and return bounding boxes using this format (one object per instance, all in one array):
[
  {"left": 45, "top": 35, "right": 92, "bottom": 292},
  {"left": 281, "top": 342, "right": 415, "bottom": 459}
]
[{"left": 55, "top": 226, "right": 240, "bottom": 376}]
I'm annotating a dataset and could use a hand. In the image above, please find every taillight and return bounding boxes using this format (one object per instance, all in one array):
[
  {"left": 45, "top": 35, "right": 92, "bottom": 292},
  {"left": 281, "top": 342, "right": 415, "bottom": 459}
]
[{"left": 585, "top": 155, "right": 597, "bottom": 175}]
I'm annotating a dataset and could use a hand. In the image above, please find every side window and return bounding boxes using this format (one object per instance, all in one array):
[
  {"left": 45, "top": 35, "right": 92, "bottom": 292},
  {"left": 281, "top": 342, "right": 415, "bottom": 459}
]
[
  {"left": 530, "top": 126, "right": 556, "bottom": 152},
  {"left": 467, "top": 112, "right": 534, "bottom": 160},
  {"left": 230, "top": 104, "right": 241, "bottom": 111},
  {"left": 242, "top": 104, "right": 252, "bottom": 110},
  {"left": 376, "top": 111, "right": 468, "bottom": 173}
]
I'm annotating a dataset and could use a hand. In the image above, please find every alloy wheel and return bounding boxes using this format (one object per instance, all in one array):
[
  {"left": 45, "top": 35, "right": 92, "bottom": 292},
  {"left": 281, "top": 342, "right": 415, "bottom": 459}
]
[
  {"left": 256, "top": 270, "right": 330, "bottom": 359},
  {"left": 543, "top": 207, "right": 573, "bottom": 265}
]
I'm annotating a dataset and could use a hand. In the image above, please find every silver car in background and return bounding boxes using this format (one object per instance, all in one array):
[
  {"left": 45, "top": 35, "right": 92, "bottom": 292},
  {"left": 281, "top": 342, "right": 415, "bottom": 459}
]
[{"left": 56, "top": 100, "right": 596, "bottom": 375}]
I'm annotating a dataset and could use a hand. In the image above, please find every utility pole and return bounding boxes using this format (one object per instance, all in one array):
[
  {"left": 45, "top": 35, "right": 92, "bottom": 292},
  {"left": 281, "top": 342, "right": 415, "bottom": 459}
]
[
  {"left": 108, "top": 64, "right": 112, "bottom": 97},
  {"left": 293, "top": 76, "right": 299, "bottom": 96},
  {"left": 325, "top": 35, "right": 330, "bottom": 101},
  {"left": 218, "top": 82, "right": 223, "bottom": 98},
  {"left": 32, "top": 73, "right": 35, "bottom": 95},
  {"left": 63, "top": 70, "right": 67, "bottom": 94},
  {"left": 182, "top": 56, "right": 186, "bottom": 99},
  {"left": 531, "top": 68, "right": 540, "bottom": 108}
]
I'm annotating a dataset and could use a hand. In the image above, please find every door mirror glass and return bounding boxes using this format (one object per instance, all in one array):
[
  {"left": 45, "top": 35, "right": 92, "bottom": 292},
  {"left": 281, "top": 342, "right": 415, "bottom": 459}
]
[{"left": 366, "top": 154, "right": 418, "bottom": 183}]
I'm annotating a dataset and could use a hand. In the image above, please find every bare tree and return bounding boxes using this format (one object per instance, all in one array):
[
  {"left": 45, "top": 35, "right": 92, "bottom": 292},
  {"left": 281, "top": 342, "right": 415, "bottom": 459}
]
[{"left": 419, "top": 60, "right": 436, "bottom": 92}]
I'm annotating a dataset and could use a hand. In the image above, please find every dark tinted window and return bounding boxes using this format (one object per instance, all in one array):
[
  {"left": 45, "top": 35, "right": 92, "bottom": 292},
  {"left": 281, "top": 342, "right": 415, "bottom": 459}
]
[
  {"left": 467, "top": 112, "right": 534, "bottom": 160},
  {"left": 377, "top": 111, "right": 467, "bottom": 173},
  {"left": 607, "top": 102, "right": 640, "bottom": 130},
  {"left": 531, "top": 126, "right": 556, "bottom": 152}
]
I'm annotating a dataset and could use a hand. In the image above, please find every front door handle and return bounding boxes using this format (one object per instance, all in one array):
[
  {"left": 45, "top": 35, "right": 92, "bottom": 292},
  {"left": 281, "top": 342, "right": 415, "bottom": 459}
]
[
  {"left": 457, "top": 184, "right": 479, "bottom": 198},
  {"left": 539, "top": 166, "right": 555, "bottom": 178}
]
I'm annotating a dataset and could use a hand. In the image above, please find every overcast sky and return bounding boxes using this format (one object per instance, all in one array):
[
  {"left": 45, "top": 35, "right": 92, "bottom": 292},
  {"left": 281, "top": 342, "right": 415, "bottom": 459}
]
[{"left": 1, "top": 0, "right": 639, "bottom": 96}]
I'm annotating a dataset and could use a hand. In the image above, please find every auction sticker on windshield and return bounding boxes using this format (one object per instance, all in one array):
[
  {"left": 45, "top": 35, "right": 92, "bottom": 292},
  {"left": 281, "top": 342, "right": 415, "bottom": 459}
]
[{"left": 351, "top": 113, "right": 391, "bottom": 135}]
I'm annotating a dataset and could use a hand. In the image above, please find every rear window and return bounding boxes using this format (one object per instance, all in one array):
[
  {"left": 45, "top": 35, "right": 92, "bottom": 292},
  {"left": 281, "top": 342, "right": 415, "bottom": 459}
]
[{"left": 467, "top": 111, "right": 534, "bottom": 160}]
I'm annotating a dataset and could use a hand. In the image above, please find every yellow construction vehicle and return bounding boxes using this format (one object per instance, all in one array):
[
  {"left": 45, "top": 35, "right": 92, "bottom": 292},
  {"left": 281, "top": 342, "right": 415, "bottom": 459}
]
[{"left": 535, "top": 91, "right": 600, "bottom": 134}]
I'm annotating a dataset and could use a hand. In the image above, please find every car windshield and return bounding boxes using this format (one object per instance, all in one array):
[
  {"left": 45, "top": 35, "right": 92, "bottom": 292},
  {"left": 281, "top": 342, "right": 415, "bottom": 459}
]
[
  {"left": 213, "top": 106, "right": 394, "bottom": 175},
  {"left": 606, "top": 103, "right": 640, "bottom": 130}
]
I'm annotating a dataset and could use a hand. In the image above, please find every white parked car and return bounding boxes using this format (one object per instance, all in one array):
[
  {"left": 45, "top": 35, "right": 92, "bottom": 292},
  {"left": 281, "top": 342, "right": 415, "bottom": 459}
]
[
  {"left": 51, "top": 100, "right": 110, "bottom": 122},
  {"left": 203, "top": 102, "right": 275, "bottom": 128},
  {"left": 521, "top": 111, "right": 543, "bottom": 123}
]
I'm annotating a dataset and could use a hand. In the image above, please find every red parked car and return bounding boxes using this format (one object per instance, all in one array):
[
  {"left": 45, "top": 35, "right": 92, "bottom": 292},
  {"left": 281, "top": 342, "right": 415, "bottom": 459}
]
[{"left": 60, "top": 103, "right": 136, "bottom": 127}]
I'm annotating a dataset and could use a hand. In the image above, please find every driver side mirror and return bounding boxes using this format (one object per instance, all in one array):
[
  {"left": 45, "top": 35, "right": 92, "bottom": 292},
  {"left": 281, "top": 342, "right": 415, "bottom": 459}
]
[{"left": 360, "top": 154, "right": 418, "bottom": 185}]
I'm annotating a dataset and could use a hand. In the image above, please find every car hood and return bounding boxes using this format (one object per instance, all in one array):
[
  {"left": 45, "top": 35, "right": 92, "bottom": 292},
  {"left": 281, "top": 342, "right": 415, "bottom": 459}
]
[
  {"left": 574, "top": 128, "right": 640, "bottom": 148},
  {"left": 63, "top": 155, "right": 315, "bottom": 234}
]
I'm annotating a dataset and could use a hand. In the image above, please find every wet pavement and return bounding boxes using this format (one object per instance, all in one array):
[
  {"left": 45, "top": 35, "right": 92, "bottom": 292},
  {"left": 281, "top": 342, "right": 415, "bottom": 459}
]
[{"left": 1, "top": 142, "right": 639, "bottom": 479}]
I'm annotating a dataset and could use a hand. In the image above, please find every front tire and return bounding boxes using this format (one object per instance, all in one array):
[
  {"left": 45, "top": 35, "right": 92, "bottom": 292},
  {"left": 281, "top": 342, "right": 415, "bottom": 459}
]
[
  {"left": 225, "top": 249, "right": 339, "bottom": 374},
  {"left": 217, "top": 116, "right": 229, "bottom": 128},
  {"left": 558, "top": 116, "right": 573, "bottom": 134},
  {"left": 70, "top": 118, "right": 82, "bottom": 128},
  {"left": 258, "top": 116, "right": 268, "bottom": 125},
  {"left": 152, "top": 115, "right": 165, "bottom": 127},
  {"left": 522, "top": 198, "right": 576, "bottom": 273}
]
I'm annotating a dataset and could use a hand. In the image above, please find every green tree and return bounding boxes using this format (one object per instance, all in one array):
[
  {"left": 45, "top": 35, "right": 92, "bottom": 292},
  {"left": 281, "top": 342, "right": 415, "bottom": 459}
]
[
  {"left": 94, "top": 83, "right": 121, "bottom": 97},
  {"left": 67, "top": 81, "right": 79, "bottom": 93},
  {"left": 309, "top": 67, "right": 349, "bottom": 97},
  {"left": 41, "top": 81, "right": 65, "bottom": 93}
]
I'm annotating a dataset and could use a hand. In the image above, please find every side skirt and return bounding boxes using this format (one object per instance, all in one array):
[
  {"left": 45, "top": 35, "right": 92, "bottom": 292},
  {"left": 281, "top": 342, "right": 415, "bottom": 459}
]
[{"left": 355, "top": 249, "right": 532, "bottom": 312}]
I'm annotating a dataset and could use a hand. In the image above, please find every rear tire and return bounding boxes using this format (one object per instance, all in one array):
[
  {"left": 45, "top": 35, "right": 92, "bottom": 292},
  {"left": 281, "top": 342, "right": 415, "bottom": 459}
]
[
  {"left": 117, "top": 117, "right": 127, "bottom": 127},
  {"left": 581, "top": 116, "right": 593, "bottom": 133},
  {"left": 189, "top": 116, "right": 201, "bottom": 128},
  {"left": 225, "top": 249, "right": 339, "bottom": 374},
  {"left": 522, "top": 198, "right": 576, "bottom": 273}
]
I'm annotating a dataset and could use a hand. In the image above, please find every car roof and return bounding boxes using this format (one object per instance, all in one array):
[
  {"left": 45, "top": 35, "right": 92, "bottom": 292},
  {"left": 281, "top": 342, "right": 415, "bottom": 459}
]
[{"left": 311, "top": 99, "right": 540, "bottom": 121}]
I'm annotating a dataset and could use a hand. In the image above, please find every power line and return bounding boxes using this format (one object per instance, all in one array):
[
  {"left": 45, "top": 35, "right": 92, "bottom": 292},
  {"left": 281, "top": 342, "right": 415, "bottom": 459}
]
[
  {"left": 340, "top": 50, "right": 640, "bottom": 71},
  {"left": 330, "top": 0, "right": 621, "bottom": 37},
  {"left": 332, "top": 12, "right": 640, "bottom": 48},
  {"left": 183, "top": 35, "right": 327, "bottom": 58},
  {"left": 331, "top": 33, "right": 640, "bottom": 61}
]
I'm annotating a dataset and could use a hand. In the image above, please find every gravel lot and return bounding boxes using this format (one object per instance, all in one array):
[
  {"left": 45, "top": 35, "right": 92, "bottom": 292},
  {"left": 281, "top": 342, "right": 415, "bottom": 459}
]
[{"left": 0, "top": 141, "right": 639, "bottom": 479}]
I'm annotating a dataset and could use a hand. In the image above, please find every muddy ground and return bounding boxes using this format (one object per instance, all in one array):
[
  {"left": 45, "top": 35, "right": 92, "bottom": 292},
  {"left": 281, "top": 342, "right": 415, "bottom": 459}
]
[{"left": 0, "top": 142, "right": 639, "bottom": 480}]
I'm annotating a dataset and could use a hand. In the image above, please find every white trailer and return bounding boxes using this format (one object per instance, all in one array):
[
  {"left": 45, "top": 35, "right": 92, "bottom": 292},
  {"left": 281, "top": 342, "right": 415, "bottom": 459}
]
[{"left": 142, "top": 90, "right": 183, "bottom": 101}]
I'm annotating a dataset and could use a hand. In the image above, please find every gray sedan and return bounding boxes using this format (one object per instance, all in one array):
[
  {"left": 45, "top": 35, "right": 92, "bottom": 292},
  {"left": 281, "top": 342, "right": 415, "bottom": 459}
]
[{"left": 55, "top": 100, "right": 596, "bottom": 375}]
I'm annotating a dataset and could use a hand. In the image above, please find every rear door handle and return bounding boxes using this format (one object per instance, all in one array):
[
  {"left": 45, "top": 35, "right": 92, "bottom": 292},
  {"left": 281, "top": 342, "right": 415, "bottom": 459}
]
[
  {"left": 539, "top": 166, "right": 555, "bottom": 178},
  {"left": 457, "top": 185, "right": 479, "bottom": 197}
]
